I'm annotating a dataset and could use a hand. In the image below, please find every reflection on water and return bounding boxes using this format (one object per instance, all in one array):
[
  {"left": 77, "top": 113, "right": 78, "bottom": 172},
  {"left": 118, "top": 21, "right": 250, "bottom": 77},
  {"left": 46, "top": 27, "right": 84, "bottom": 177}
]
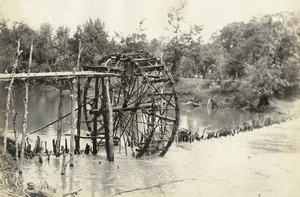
[
  {"left": 180, "top": 105, "right": 267, "bottom": 131},
  {"left": 2, "top": 90, "right": 300, "bottom": 196}
]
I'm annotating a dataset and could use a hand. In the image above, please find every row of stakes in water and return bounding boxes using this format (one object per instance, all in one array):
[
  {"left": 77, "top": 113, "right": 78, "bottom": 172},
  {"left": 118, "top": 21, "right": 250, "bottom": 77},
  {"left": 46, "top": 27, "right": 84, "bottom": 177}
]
[{"left": 176, "top": 112, "right": 299, "bottom": 143}]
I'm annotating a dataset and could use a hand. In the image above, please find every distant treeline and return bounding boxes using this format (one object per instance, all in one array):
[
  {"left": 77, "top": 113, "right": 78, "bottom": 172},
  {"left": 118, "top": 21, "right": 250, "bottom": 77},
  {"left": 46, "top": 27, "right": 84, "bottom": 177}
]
[{"left": 0, "top": 0, "right": 299, "bottom": 107}]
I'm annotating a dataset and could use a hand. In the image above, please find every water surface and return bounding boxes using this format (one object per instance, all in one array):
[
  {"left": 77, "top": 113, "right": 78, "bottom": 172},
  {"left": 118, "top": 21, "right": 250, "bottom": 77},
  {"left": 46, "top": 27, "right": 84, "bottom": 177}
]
[{"left": 3, "top": 90, "right": 299, "bottom": 197}]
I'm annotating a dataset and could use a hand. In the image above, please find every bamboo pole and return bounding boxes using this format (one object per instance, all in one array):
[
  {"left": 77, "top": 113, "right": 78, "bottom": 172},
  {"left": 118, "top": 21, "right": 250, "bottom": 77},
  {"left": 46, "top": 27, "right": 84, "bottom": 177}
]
[
  {"left": 2, "top": 39, "right": 21, "bottom": 155},
  {"left": 102, "top": 77, "right": 114, "bottom": 161},
  {"left": 70, "top": 76, "right": 77, "bottom": 167},
  {"left": 56, "top": 82, "right": 64, "bottom": 157}
]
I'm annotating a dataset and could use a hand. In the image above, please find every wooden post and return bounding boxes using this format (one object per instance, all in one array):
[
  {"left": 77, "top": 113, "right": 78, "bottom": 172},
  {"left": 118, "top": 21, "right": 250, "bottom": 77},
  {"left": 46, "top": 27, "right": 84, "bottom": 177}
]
[
  {"left": 2, "top": 39, "right": 21, "bottom": 156},
  {"left": 52, "top": 139, "right": 57, "bottom": 155},
  {"left": 92, "top": 78, "right": 99, "bottom": 155},
  {"left": 65, "top": 138, "right": 68, "bottom": 153},
  {"left": 11, "top": 87, "right": 18, "bottom": 161},
  {"left": 44, "top": 141, "right": 47, "bottom": 153},
  {"left": 102, "top": 78, "right": 114, "bottom": 161},
  {"left": 19, "top": 78, "right": 29, "bottom": 173},
  {"left": 75, "top": 41, "right": 83, "bottom": 154},
  {"left": 61, "top": 150, "right": 67, "bottom": 175},
  {"left": 39, "top": 140, "right": 43, "bottom": 164},
  {"left": 56, "top": 82, "right": 64, "bottom": 157},
  {"left": 70, "top": 77, "right": 77, "bottom": 167},
  {"left": 19, "top": 43, "right": 33, "bottom": 173},
  {"left": 33, "top": 136, "right": 41, "bottom": 153}
]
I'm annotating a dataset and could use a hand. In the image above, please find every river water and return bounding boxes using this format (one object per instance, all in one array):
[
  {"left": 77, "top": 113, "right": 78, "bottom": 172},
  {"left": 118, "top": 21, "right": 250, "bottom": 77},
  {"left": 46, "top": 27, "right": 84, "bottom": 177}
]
[{"left": 3, "top": 90, "right": 300, "bottom": 197}]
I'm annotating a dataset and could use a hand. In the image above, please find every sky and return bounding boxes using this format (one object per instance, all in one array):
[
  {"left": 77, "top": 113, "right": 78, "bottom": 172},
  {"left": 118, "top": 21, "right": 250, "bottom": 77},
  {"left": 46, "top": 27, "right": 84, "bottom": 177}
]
[{"left": 0, "top": 0, "right": 299, "bottom": 42}]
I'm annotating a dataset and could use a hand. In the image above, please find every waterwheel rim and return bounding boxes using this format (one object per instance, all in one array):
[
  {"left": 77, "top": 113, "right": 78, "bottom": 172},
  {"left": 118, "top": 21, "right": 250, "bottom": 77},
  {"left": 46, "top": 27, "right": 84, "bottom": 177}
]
[{"left": 82, "top": 51, "right": 180, "bottom": 158}]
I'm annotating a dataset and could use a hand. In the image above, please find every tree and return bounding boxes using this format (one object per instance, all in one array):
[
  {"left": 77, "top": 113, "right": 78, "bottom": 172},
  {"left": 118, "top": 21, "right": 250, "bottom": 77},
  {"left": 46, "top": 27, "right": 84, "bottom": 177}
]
[
  {"left": 120, "top": 19, "right": 148, "bottom": 52},
  {"left": 78, "top": 18, "right": 109, "bottom": 66},
  {"left": 10, "top": 22, "right": 36, "bottom": 73},
  {"left": 53, "top": 26, "right": 71, "bottom": 71},
  {"left": 34, "top": 23, "right": 54, "bottom": 69},
  {"left": 180, "top": 25, "right": 203, "bottom": 77},
  {"left": 244, "top": 13, "right": 300, "bottom": 106},
  {"left": 0, "top": 18, "right": 13, "bottom": 73},
  {"left": 163, "top": 0, "right": 186, "bottom": 79}
]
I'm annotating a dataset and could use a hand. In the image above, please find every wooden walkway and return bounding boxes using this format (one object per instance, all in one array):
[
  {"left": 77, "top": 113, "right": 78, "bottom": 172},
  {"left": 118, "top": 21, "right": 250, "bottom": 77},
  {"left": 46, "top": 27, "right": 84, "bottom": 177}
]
[{"left": 0, "top": 71, "right": 121, "bottom": 81}]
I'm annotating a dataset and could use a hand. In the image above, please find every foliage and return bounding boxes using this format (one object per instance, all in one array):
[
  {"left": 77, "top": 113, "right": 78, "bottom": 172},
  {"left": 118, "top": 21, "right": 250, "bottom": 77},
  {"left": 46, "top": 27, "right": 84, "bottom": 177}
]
[
  {"left": 163, "top": 0, "right": 187, "bottom": 79},
  {"left": 0, "top": 8, "right": 299, "bottom": 108},
  {"left": 120, "top": 19, "right": 148, "bottom": 52},
  {"left": 0, "top": 18, "right": 13, "bottom": 73},
  {"left": 207, "top": 12, "right": 300, "bottom": 106},
  {"left": 76, "top": 18, "right": 109, "bottom": 66}
]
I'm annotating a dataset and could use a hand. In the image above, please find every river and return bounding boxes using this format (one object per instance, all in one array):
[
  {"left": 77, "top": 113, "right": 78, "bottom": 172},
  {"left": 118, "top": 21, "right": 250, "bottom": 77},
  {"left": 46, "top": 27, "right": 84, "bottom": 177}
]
[{"left": 2, "top": 89, "right": 300, "bottom": 197}]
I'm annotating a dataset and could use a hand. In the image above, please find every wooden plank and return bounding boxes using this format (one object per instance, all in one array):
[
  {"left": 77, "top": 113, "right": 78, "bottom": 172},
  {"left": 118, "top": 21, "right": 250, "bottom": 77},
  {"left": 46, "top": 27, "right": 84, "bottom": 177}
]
[{"left": 0, "top": 71, "right": 122, "bottom": 81}]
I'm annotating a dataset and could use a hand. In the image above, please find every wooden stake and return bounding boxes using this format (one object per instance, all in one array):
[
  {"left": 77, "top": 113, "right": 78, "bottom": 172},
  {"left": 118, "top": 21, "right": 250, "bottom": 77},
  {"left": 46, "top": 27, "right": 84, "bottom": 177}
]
[
  {"left": 33, "top": 136, "right": 41, "bottom": 153},
  {"left": 3, "top": 39, "right": 21, "bottom": 156},
  {"left": 52, "top": 139, "right": 57, "bottom": 155},
  {"left": 61, "top": 150, "right": 67, "bottom": 175},
  {"left": 39, "top": 140, "right": 43, "bottom": 164}
]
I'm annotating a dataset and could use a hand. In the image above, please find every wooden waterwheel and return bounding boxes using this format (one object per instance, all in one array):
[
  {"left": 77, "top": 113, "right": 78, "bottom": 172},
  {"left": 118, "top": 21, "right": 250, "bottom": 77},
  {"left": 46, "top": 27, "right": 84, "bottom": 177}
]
[{"left": 82, "top": 51, "right": 179, "bottom": 158}]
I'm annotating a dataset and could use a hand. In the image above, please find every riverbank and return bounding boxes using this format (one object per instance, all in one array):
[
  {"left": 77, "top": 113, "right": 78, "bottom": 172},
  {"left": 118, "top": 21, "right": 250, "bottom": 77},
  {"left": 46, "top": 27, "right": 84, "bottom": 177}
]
[
  {"left": 0, "top": 145, "right": 25, "bottom": 197},
  {"left": 174, "top": 77, "right": 300, "bottom": 110}
]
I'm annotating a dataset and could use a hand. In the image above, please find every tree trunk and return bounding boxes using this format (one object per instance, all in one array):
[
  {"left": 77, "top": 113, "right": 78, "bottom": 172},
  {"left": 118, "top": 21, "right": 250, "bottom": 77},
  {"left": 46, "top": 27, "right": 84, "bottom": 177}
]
[
  {"left": 2, "top": 39, "right": 21, "bottom": 156},
  {"left": 102, "top": 78, "right": 114, "bottom": 161},
  {"left": 258, "top": 95, "right": 269, "bottom": 108},
  {"left": 56, "top": 82, "right": 64, "bottom": 157}
]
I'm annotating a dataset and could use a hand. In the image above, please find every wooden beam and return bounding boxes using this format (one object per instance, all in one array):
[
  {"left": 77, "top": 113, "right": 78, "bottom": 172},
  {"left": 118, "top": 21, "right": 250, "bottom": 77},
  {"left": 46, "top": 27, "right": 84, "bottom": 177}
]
[
  {"left": 65, "top": 134, "right": 105, "bottom": 139},
  {"left": 0, "top": 71, "right": 122, "bottom": 81},
  {"left": 90, "top": 103, "right": 155, "bottom": 114}
]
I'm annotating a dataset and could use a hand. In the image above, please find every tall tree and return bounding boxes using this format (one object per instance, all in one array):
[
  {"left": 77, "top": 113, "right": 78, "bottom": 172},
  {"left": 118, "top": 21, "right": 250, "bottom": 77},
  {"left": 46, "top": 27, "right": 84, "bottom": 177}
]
[
  {"left": 120, "top": 19, "right": 148, "bottom": 52},
  {"left": 78, "top": 18, "right": 109, "bottom": 66},
  {"left": 164, "top": 0, "right": 186, "bottom": 79}
]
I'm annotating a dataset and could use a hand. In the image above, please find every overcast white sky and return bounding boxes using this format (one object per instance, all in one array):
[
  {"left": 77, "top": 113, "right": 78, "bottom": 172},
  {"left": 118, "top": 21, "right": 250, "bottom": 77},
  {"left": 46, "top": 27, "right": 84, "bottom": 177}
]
[{"left": 0, "top": 0, "right": 299, "bottom": 42}]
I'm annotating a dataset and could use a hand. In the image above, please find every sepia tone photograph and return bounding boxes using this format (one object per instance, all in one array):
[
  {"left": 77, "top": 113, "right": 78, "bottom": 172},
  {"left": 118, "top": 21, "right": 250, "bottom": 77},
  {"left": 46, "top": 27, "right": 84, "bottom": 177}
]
[{"left": 0, "top": 0, "right": 300, "bottom": 196}]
